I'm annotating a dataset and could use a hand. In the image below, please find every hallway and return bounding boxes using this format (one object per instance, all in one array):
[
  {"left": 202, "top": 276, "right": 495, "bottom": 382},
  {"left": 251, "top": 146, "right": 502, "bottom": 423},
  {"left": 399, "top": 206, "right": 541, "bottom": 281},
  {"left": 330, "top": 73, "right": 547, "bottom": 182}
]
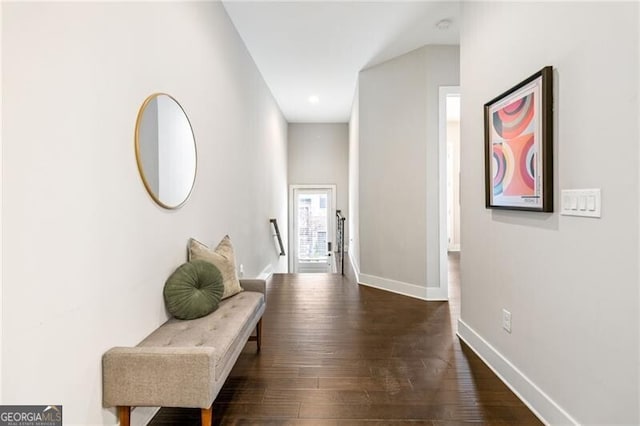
[{"left": 151, "top": 256, "right": 541, "bottom": 424}]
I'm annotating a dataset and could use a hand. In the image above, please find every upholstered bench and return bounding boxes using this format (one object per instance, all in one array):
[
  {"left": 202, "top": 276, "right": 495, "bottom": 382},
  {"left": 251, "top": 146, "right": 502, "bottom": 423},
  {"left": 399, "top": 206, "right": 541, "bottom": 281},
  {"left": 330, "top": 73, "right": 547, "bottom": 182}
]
[{"left": 102, "top": 279, "right": 266, "bottom": 426}]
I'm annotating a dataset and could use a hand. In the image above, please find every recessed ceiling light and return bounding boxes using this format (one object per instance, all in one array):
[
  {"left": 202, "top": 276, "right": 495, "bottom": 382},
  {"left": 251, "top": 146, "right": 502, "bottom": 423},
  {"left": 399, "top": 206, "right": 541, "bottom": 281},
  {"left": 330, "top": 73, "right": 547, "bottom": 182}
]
[
  {"left": 308, "top": 95, "right": 319, "bottom": 104},
  {"left": 436, "top": 19, "right": 451, "bottom": 30}
]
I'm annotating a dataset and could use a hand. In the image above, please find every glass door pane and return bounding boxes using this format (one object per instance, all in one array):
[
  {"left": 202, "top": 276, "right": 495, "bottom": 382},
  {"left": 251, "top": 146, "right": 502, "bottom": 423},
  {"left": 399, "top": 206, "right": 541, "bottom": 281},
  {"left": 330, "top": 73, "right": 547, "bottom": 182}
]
[
  {"left": 297, "top": 192, "right": 328, "bottom": 261},
  {"left": 292, "top": 187, "right": 333, "bottom": 273}
]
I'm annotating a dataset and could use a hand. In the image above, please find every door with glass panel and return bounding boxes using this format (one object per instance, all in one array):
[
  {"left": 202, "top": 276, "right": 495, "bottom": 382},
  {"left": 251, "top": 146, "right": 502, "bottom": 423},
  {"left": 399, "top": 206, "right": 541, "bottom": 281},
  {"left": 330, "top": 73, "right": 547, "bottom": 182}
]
[{"left": 290, "top": 186, "right": 335, "bottom": 273}]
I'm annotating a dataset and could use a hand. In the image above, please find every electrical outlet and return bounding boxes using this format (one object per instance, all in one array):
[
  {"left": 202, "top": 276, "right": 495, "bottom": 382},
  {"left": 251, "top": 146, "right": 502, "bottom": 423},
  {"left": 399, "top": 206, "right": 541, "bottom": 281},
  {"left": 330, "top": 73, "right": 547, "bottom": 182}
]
[
  {"left": 239, "top": 264, "right": 244, "bottom": 277},
  {"left": 502, "top": 309, "right": 512, "bottom": 333}
]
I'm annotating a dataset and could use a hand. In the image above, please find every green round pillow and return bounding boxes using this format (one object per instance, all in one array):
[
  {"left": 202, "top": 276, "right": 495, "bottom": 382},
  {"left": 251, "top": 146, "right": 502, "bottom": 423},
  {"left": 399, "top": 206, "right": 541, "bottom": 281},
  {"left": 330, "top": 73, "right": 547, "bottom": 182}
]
[{"left": 164, "top": 259, "right": 224, "bottom": 320}]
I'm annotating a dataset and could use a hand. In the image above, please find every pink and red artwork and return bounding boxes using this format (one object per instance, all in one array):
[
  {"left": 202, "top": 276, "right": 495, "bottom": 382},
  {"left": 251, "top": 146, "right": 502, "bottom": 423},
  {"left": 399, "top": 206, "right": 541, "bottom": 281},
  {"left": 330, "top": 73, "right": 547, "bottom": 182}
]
[
  {"left": 485, "top": 67, "right": 552, "bottom": 211},
  {"left": 491, "top": 93, "right": 536, "bottom": 198}
]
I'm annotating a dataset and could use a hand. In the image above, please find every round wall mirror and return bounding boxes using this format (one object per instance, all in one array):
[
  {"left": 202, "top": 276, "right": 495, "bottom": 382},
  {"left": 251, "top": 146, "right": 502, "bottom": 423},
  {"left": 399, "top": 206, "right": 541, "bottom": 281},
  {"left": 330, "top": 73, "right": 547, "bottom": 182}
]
[{"left": 135, "top": 93, "right": 197, "bottom": 209}]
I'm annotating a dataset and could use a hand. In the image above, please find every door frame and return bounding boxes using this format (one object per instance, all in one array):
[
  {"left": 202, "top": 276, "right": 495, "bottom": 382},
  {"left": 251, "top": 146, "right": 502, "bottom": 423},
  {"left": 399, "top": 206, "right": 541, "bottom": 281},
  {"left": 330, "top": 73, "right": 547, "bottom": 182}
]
[
  {"left": 437, "top": 86, "right": 460, "bottom": 300},
  {"left": 288, "top": 184, "right": 337, "bottom": 273}
]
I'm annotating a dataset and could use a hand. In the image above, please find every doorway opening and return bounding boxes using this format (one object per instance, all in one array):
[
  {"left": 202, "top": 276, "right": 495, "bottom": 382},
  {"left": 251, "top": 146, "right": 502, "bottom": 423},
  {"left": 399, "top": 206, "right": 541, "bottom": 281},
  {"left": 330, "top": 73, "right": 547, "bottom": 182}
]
[
  {"left": 445, "top": 93, "right": 461, "bottom": 253},
  {"left": 289, "top": 185, "right": 336, "bottom": 273},
  {"left": 439, "top": 86, "right": 460, "bottom": 299}
]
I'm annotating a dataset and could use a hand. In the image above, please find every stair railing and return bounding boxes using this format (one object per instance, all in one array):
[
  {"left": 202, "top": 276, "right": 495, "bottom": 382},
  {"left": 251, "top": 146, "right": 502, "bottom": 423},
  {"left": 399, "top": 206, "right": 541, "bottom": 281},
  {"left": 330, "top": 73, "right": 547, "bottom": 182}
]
[
  {"left": 336, "top": 210, "right": 346, "bottom": 275},
  {"left": 270, "top": 218, "right": 286, "bottom": 256}
]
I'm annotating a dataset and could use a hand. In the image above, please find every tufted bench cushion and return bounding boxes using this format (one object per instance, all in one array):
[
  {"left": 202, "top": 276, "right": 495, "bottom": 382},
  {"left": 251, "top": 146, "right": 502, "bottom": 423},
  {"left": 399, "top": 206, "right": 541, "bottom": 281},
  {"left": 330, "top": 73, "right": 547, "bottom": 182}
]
[
  {"left": 138, "top": 291, "right": 263, "bottom": 382},
  {"left": 102, "top": 279, "right": 266, "bottom": 412}
]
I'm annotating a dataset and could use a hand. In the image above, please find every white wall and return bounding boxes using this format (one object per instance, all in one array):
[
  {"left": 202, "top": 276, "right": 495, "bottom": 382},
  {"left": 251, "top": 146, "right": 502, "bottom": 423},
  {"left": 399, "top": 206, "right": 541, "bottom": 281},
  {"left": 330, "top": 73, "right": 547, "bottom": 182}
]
[
  {"left": 348, "top": 85, "right": 360, "bottom": 272},
  {"left": 458, "top": 2, "right": 639, "bottom": 424},
  {"left": 424, "top": 46, "right": 460, "bottom": 294},
  {"left": 288, "top": 123, "right": 349, "bottom": 226},
  {"left": 356, "top": 45, "right": 459, "bottom": 299},
  {"left": 2, "top": 2, "right": 287, "bottom": 424}
]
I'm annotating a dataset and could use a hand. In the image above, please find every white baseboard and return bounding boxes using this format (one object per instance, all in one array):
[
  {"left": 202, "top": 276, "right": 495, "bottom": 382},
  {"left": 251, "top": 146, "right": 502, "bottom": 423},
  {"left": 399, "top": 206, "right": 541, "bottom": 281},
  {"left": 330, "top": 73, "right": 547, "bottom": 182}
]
[
  {"left": 358, "top": 273, "right": 428, "bottom": 300},
  {"left": 457, "top": 319, "right": 577, "bottom": 426},
  {"left": 425, "top": 283, "right": 448, "bottom": 301},
  {"left": 257, "top": 263, "right": 273, "bottom": 281},
  {"left": 131, "top": 406, "right": 159, "bottom": 426},
  {"left": 357, "top": 273, "right": 447, "bottom": 301},
  {"left": 448, "top": 244, "right": 460, "bottom": 252},
  {"left": 348, "top": 253, "right": 447, "bottom": 301},
  {"left": 348, "top": 252, "right": 360, "bottom": 281}
]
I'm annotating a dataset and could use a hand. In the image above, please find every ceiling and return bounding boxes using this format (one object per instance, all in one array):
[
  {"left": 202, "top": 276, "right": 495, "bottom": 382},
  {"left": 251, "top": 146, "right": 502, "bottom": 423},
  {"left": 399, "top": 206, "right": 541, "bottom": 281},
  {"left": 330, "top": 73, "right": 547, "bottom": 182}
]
[{"left": 223, "top": 1, "right": 460, "bottom": 123}]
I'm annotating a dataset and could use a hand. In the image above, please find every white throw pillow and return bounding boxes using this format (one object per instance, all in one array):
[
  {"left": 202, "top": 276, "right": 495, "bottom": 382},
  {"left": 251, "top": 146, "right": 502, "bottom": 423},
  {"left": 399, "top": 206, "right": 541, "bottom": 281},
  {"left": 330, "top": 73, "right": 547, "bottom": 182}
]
[{"left": 188, "top": 235, "right": 243, "bottom": 300}]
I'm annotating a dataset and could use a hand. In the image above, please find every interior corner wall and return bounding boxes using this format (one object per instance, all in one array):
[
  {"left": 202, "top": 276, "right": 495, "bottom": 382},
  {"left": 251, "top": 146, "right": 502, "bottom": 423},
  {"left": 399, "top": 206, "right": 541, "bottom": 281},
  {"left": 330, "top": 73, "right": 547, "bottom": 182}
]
[
  {"left": 424, "top": 46, "right": 460, "bottom": 292},
  {"left": 357, "top": 45, "right": 458, "bottom": 298},
  {"left": 459, "top": 2, "right": 639, "bottom": 424},
  {"left": 348, "top": 85, "right": 360, "bottom": 272},
  {"left": 287, "top": 122, "right": 349, "bottom": 231},
  {"left": 2, "top": 2, "right": 287, "bottom": 424}
]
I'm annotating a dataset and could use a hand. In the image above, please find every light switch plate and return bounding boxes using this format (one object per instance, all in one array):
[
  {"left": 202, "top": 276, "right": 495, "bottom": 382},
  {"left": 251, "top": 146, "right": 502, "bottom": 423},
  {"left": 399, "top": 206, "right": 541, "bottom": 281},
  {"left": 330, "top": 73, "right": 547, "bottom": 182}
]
[
  {"left": 502, "top": 309, "right": 512, "bottom": 333},
  {"left": 561, "top": 189, "right": 601, "bottom": 218}
]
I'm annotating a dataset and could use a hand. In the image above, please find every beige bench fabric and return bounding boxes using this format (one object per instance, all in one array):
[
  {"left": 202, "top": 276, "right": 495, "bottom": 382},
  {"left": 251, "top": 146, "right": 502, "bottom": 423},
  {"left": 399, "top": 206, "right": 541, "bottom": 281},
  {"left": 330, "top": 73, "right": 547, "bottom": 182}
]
[{"left": 103, "top": 279, "right": 265, "bottom": 410}]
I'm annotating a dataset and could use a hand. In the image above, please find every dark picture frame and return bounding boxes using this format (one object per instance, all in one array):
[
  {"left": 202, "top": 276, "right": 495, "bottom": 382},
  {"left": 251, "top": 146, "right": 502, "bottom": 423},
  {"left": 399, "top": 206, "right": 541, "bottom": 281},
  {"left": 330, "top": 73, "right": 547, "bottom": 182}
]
[{"left": 484, "top": 66, "right": 553, "bottom": 212}]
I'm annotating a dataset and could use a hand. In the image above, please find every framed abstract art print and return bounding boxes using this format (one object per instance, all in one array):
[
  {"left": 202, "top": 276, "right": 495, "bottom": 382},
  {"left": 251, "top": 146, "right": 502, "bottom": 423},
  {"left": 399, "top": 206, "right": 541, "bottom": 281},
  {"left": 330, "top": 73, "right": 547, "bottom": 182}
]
[{"left": 484, "top": 66, "right": 553, "bottom": 212}]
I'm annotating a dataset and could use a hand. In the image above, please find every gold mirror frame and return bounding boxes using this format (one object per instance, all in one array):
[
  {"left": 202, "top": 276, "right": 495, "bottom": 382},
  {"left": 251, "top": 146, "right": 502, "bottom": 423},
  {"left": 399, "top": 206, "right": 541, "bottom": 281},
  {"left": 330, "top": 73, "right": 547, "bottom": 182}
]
[{"left": 134, "top": 93, "right": 197, "bottom": 209}]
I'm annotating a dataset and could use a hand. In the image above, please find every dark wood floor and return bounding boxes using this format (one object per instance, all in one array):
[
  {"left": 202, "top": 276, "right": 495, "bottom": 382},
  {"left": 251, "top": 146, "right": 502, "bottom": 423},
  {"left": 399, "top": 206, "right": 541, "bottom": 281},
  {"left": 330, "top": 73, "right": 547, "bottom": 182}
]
[{"left": 149, "top": 254, "right": 542, "bottom": 425}]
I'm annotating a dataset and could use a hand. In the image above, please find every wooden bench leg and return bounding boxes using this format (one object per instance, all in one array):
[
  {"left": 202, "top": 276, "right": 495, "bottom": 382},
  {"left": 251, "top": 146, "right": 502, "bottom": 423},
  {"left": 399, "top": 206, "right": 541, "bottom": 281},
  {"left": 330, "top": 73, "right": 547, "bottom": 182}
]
[
  {"left": 201, "top": 406, "right": 213, "bottom": 426},
  {"left": 249, "top": 319, "right": 263, "bottom": 351},
  {"left": 118, "top": 406, "right": 130, "bottom": 426},
  {"left": 256, "top": 318, "right": 262, "bottom": 352}
]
